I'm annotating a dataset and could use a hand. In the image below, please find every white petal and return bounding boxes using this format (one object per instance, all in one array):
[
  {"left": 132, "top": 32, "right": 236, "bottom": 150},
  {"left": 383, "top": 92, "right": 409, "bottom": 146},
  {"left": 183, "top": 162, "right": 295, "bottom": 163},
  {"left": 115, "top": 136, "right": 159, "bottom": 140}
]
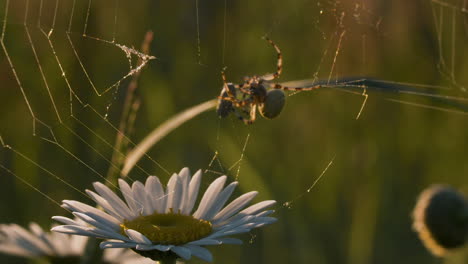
[
  {"left": 209, "top": 227, "right": 251, "bottom": 238},
  {"left": 171, "top": 246, "right": 192, "bottom": 260},
  {"left": 251, "top": 219, "right": 277, "bottom": 228},
  {"left": 181, "top": 170, "right": 202, "bottom": 215},
  {"left": 43, "top": 235, "right": 64, "bottom": 255},
  {"left": 214, "top": 215, "right": 255, "bottom": 231},
  {"left": 139, "top": 177, "right": 156, "bottom": 213},
  {"left": 165, "top": 173, "right": 178, "bottom": 212},
  {"left": 51, "top": 216, "right": 79, "bottom": 226},
  {"left": 212, "top": 191, "right": 258, "bottom": 223},
  {"left": 86, "top": 190, "right": 126, "bottom": 221},
  {"left": 203, "top": 182, "right": 238, "bottom": 220},
  {"left": 236, "top": 222, "right": 257, "bottom": 230},
  {"left": 53, "top": 224, "right": 125, "bottom": 241},
  {"left": 61, "top": 201, "right": 121, "bottom": 227},
  {"left": 254, "top": 217, "right": 277, "bottom": 225},
  {"left": 221, "top": 228, "right": 251, "bottom": 236},
  {"left": 256, "top": 210, "right": 275, "bottom": 217},
  {"left": 125, "top": 229, "right": 152, "bottom": 245},
  {"left": 100, "top": 241, "right": 138, "bottom": 249},
  {"left": 131, "top": 181, "right": 153, "bottom": 215},
  {"left": 215, "top": 201, "right": 277, "bottom": 228},
  {"left": 177, "top": 168, "right": 191, "bottom": 213},
  {"left": 9, "top": 224, "right": 52, "bottom": 255},
  {"left": 118, "top": 179, "right": 140, "bottom": 215},
  {"left": 240, "top": 200, "right": 277, "bottom": 215},
  {"left": 193, "top": 176, "right": 227, "bottom": 219},
  {"left": 93, "top": 182, "right": 134, "bottom": 219},
  {"left": 67, "top": 234, "right": 87, "bottom": 255},
  {"left": 77, "top": 211, "right": 120, "bottom": 231},
  {"left": 72, "top": 212, "right": 117, "bottom": 234},
  {"left": 251, "top": 223, "right": 266, "bottom": 228},
  {"left": 28, "top": 223, "right": 45, "bottom": 237},
  {"left": 135, "top": 244, "right": 172, "bottom": 251},
  {"left": 0, "top": 243, "right": 36, "bottom": 257},
  {"left": 145, "top": 176, "right": 165, "bottom": 213},
  {"left": 188, "top": 238, "right": 221, "bottom": 246},
  {"left": 184, "top": 245, "right": 213, "bottom": 262},
  {"left": 51, "top": 225, "right": 98, "bottom": 237},
  {"left": 29, "top": 223, "right": 58, "bottom": 254},
  {"left": 219, "top": 238, "right": 243, "bottom": 244},
  {"left": 90, "top": 228, "right": 131, "bottom": 241},
  {"left": 166, "top": 174, "right": 183, "bottom": 213},
  {"left": 178, "top": 168, "right": 191, "bottom": 181},
  {"left": 153, "top": 245, "right": 172, "bottom": 251}
]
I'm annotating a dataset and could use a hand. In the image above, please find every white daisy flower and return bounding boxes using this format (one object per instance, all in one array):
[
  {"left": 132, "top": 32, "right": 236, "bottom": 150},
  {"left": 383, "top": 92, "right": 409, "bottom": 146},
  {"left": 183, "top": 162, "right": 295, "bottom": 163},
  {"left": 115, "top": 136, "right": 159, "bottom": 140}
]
[
  {"left": 51, "top": 168, "right": 277, "bottom": 263},
  {"left": 0, "top": 222, "right": 153, "bottom": 264}
]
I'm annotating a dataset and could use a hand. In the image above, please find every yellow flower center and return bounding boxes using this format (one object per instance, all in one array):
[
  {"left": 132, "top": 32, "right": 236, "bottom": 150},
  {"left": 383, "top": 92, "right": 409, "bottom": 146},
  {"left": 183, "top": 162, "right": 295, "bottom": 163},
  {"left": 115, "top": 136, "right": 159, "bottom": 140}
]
[{"left": 120, "top": 212, "right": 212, "bottom": 245}]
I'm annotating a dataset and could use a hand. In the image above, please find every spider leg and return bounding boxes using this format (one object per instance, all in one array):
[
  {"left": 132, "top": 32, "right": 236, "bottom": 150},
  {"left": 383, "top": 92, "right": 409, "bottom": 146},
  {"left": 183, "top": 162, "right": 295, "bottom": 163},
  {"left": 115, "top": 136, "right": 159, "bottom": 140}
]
[
  {"left": 239, "top": 86, "right": 252, "bottom": 94},
  {"left": 260, "top": 37, "right": 282, "bottom": 81},
  {"left": 232, "top": 105, "right": 256, "bottom": 125},
  {"left": 218, "top": 96, "right": 252, "bottom": 108},
  {"left": 219, "top": 69, "right": 252, "bottom": 107},
  {"left": 248, "top": 105, "right": 257, "bottom": 124},
  {"left": 228, "top": 104, "right": 254, "bottom": 125},
  {"left": 236, "top": 77, "right": 254, "bottom": 95},
  {"left": 221, "top": 69, "right": 237, "bottom": 99}
]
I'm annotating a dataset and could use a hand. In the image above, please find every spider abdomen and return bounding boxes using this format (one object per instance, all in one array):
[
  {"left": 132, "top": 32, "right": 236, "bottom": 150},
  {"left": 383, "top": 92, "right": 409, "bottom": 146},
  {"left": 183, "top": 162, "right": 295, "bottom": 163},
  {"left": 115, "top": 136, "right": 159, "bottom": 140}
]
[{"left": 259, "top": 89, "right": 285, "bottom": 119}]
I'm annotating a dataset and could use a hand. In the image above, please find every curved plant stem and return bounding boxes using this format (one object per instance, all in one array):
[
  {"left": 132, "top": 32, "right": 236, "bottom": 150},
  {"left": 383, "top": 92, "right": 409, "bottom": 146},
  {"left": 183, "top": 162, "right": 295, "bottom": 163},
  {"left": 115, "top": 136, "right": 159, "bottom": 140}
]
[{"left": 122, "top": 99, "right": 217, "bottom": 176}]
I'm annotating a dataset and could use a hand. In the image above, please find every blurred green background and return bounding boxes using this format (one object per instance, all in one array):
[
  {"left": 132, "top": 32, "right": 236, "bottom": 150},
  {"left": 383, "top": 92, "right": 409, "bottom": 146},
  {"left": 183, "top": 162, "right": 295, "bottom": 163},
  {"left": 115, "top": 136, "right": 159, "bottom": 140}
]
[{"left": 0, "top": 0, "right": 468, "bottom": 263}]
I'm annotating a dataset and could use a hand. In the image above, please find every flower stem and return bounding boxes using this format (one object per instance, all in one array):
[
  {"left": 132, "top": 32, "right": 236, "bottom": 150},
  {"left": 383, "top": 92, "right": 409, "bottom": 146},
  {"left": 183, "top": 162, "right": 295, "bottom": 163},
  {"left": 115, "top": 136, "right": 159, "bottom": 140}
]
[
  {"left": 79, "top": 237, "right": 103, "bottom": 264},
  {"left": 121, "top": 98, "right": 217, "bottom": 176}
]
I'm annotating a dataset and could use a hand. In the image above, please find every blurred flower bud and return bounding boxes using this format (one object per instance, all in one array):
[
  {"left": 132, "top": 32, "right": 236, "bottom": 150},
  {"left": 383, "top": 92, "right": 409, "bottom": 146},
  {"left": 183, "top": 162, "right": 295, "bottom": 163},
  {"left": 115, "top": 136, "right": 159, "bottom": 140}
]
[{"left": 412, "top": 185, "right": 468, "bottom": 256}]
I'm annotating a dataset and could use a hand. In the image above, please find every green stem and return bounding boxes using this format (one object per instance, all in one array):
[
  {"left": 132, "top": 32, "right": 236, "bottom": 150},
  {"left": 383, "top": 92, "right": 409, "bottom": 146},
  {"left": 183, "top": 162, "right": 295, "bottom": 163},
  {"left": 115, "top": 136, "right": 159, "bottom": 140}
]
[{"left": 79, "top": 237, "right": 103, "bottom": 264}]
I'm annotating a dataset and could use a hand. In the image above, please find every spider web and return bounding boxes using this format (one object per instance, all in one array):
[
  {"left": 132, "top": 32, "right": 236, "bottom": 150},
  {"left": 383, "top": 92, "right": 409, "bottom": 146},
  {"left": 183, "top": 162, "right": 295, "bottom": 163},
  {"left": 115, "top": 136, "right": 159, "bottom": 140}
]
[
  {"left": 0, "top": 0, "right": 255, "bottom": 233},
  {"left": 0, "top": 0, "right": 468, "bottom": 264},
  {"left": 0, "top": 0, "right": 164, "bottom": 220}
]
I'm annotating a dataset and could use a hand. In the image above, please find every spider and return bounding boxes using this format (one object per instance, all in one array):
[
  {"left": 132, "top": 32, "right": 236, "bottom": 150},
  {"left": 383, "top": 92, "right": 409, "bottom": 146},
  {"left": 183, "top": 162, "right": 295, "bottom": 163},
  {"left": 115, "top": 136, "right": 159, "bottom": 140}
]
[{"left": 216, "top": 37, "right": 327, "bottom": 125}]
